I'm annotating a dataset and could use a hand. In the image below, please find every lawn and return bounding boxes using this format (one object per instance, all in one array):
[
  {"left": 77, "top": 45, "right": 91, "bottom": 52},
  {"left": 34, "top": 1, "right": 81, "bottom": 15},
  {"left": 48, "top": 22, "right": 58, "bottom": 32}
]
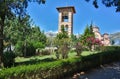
[{"left": 15, "top": 51, "right": 98, "bottom": 63}]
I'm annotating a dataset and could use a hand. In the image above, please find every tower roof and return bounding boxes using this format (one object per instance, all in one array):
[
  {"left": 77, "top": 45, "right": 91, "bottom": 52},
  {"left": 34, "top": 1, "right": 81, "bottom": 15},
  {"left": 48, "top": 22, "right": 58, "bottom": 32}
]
[
  {"left": 103, "top": 33, "right": 109, "bottom": 35},
  {"left": 92, "top": 26, "right": 99, "bottom": 30},
  {"left": 56, "top": 6, "right": 76, "bottom": 13}
]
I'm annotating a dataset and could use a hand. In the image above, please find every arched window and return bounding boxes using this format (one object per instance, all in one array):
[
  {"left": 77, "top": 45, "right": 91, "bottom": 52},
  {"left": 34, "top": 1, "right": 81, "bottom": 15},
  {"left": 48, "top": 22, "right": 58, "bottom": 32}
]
[{"left": 65, "top": 25, "right": 68, "bottom": 32}]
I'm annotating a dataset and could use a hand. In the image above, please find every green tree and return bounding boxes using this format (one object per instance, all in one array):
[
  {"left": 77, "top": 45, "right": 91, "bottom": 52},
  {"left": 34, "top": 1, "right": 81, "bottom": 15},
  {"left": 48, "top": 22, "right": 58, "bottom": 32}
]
[
  {"left": 71, "top": 34, "right": 78, "bottom": 44},
  {"left": 28, "top": 26, "right": 46, "bottom": 49},
  {"left": 85, "top": 0, "right": 120, "bottom": 12},
  {"left": 80, "top": 25, "right": 90, "bottom": 45},
  {"left": 75, "top": 42, "right": 82, "bottom": 56},
  {"left": 56, "top": 25, "right": 68, "bottom": 39},
  {"left": 55, "top": 25, "right": 70, "bottom": 59},
  {"left": 80, "top": 24, "right": 95, "bottom": 51},
  {"left": 4, "top": 15, "right": 32, "bottom": 57},
  {"left": 0, "top": 0, "right": 45, "bottom": 67}
]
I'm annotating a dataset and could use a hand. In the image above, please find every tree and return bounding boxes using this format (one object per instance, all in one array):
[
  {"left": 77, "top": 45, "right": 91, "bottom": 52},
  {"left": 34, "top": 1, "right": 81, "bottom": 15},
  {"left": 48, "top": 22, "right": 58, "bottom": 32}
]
[
  {"left": 4, "top": 18, "right": 46, "bottom": 57},
  {"left": 28, "top": 26, "right": 46, "bottom": 49},
  {"left": 54, "top": 25, "right": 70, "bottom": 59},
  {"left": 80, "top": 25, "right": 91, "bottom": 46},
  {"left": 86, "top": 37, "right": 102, "bottom": 51},
  {"left": 56, "top": 25, "right": 68, "bottom": 39},
  {"left": 80, "top": 24, "right": 95, "bottom": 51},
  {"left": 85, "top": 0, "right": 120, "bottom": 12},
  {"left": 75, "top": 42, "right": 82, "bottom": 56},
  {"left": 70, "top": 34, "right": 78, "bottom": 49},
  {"left": 0, "top": 0, "right": 45, "bottom": 67}
]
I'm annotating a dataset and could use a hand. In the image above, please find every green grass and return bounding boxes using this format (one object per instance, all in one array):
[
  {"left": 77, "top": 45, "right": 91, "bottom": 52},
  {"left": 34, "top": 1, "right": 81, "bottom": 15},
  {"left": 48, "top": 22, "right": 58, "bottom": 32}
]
[
  {"left": 15, "top": 51, "right": 97, "bottom": 63},
  {"left": 81, "top": 51, "right": 98, "bottom": 56},
  {"left": 15, "top": 54, "right": 56, "bottom": 63},
  {"left": 1, "top": 46, "right": 120, "bottom": 79}
]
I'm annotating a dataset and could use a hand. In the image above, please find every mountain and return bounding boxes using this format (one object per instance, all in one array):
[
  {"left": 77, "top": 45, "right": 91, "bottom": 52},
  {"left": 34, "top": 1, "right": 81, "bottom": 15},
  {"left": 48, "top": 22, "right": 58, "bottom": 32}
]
[
  {"left": 109, "top": 32, "right": 120, "bottom": 45},
  {"left": 45, "top": 31, "right": 57, "bottom": 38},
  {"left": 110, "top": 32, "right": 120, "bottom": 39}
]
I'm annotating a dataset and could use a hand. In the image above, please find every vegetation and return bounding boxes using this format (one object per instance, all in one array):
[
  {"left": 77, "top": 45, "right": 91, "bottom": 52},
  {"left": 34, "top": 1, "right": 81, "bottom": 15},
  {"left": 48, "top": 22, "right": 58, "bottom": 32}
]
[
  {"left": 0, "top": 46, "right": 120, "bottom": 79},
  {"left": 85, "top": 0, "right": 120, "bottom": 12},
  {"left": 3, "top": 51, "right": 15, "bottom": 67},
  {"left": 54, "top": 25, "right": 70, "bottom": 59},
  {"left": 0, "top": 1, "right": 120, "bottom": 79},
  {"left": 79, "top": 24, "right": 102, "bottom": 51},
  {"left": 80, "top": 24, "right": 94, "bottom": 50},
  {"left": 3, "top": 16, "right": 47, "bottom": 67},
  {"left": 75, "top": 42, "right": 83, "bottom": 56},
  {"left": 0, "top": 0, "right": 46, "bottom": 67},
  {"left": 14, "top": 51, "right": 95, "bottom": 64}
]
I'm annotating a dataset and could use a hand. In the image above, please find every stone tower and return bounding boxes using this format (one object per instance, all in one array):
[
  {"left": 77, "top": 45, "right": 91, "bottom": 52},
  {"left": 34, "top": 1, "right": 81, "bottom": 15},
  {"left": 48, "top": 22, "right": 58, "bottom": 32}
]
[{"left": 56, "top": 6, "right": 76, "bottom": 36}]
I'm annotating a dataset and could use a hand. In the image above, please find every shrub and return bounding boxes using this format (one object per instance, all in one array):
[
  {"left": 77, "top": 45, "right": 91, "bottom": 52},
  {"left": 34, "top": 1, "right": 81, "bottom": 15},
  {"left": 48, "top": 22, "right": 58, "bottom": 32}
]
[
  {"left": 58, "top": 44, "right": 69, "bottom": 59},
  {"left": 32, "top": 41, "right": 45, "bottom": 49},
  {"left": 14, "top": 41, "right": 24, "bottom": 56},
  {"left": 3, "top": 51, "right": 15, "bottom": 67},
  {"left": 23, "top": 43, "right": 36, "bottom": 57},
  {"left": 75, "top": 42, "right": 82, "bottom": 56},
  {"left": 15, "top": 41, "right": 36, "bottom": 57},
  {"left": 0, "top": 46, "right": 120, "bottom": 79},
  {"left": 36, "top": 49, "right": 51, "bottom": 56},
  {"left": 40, "top": 49, "right": 50, "bottom": 55},
  {"left": 55, "top": 49, "right": 60, "bottom": 59}
]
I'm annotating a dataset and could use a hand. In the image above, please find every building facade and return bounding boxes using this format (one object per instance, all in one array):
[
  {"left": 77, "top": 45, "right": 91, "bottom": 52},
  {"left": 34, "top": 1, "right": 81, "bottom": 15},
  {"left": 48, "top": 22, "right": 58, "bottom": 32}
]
[
  {"left": 56, "top": 6, "right": 76, "bottom": 36},
  {"left": 92, "top": 26, "right": 111, "bottom": 46}
]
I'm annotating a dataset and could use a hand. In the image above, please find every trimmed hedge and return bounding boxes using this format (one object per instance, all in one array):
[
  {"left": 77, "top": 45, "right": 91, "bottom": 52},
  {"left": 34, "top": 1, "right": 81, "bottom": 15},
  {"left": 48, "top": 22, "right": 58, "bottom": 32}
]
[
  {"left": 0, "top": 58, "right": 79, "bottom": 79},
  {"left": 0, "top": 46, "right": 120, "bottom": 79}
]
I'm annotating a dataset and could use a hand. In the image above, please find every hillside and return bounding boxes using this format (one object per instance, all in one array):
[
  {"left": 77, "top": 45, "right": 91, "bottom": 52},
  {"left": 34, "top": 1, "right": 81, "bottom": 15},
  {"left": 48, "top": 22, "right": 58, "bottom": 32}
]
[
  {"left": 110, "top": 32, "right": 120, "bottom": 40},
  {"left": 110, "top": 32, "right": 120, "bottom": 45}
]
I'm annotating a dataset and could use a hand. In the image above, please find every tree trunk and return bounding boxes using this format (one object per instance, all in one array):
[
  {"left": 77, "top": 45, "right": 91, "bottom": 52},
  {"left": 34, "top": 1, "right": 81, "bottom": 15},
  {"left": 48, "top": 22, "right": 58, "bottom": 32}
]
[{"left": 0, "top": 20, "right": 4, "bottom": 67}]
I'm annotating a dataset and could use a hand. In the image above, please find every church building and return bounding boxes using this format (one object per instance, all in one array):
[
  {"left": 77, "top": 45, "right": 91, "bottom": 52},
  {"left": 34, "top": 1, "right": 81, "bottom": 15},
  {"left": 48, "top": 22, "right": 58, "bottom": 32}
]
[{"left": 92, "top": 26, "right": 111, "bottom": 46}]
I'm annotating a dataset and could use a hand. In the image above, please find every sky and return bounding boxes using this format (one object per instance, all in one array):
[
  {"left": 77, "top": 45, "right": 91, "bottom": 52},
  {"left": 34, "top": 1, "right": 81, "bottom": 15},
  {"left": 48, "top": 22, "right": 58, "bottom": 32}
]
[{"left": 27, "top": 0, "right": 120, "bottom": 35}]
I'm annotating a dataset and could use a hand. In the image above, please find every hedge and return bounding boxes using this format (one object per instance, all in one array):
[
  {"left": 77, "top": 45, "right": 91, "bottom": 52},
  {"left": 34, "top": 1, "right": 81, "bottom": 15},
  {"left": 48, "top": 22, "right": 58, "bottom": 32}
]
[{"left": 0, "top": 46, "right": 120, "bottom": 79}]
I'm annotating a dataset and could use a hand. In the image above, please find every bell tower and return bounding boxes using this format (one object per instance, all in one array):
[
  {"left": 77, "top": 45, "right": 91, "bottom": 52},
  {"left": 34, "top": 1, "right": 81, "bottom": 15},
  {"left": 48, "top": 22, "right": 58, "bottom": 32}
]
[{"left": 56, "top": 6, "right": 76, "bottom": 36}]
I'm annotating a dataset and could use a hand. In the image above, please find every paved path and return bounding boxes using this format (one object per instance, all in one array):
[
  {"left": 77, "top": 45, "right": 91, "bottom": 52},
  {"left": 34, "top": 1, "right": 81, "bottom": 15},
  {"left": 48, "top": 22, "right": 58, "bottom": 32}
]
[{"left": 65, "top": 62, "right": 120, "bottom": 79}]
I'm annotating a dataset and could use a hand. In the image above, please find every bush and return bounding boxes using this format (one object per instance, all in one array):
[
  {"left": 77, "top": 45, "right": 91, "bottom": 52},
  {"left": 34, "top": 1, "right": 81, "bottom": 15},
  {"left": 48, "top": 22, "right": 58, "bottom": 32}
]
[
  {"left": 32, "top": 41, "right": 45, "bottom": 49},
  {"left": 23, "top": 43, "right": 36, "bottom": 57},
  {"left": 75, "top": 42, "right": 82, "bottom": 56},
  {"left": 14, "top": 41, "right": 24, "bottom": 56},
  {"left": 15, "top": 41, "right": 36, "bottom": 57},
  {"left": 0, "top": 46, "right": 120, "bottom": 79},
  {"left": 36, "top": 49, "right": 50, "bottom": 55},
  {"left": 40, "top": 49, "right": 50, "bottom": 55},
  {"left": 102, "top": 46, "right": 120, "bottom": 52},
  {"left": 3, "top": 51, "right": 15, "bottom": 67},
  {"left": 58, "top": 44, "right": 69, "bottom": 59}
]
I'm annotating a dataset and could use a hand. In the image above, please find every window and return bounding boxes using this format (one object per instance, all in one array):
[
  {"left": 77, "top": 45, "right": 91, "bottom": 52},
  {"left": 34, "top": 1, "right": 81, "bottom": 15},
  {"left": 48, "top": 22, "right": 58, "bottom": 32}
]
[
  {"left": 62, "top": 16, "right": 68, "bottom": 22},
  {"left": 65, "top": 25, "right": 68, "bottom": 32},
  {"left": 62, "top": 13, "right": 69, "bottom": 22}
]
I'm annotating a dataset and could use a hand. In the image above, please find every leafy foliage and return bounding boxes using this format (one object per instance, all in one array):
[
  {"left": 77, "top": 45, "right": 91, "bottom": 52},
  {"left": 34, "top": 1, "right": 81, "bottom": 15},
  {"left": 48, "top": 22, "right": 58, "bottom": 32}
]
[
  {"left": 75, "top": 42, "right": 83, "bottom": 56},
  {"left": 80, "top": 24, "right": 95, "bottom": 51},
  {"left": 3, "top": 51, "right": 15, "bottom": 67},
  {"left": 56, "top": 25, "right": 69, "bottom": 39},
  {"left": 55, "top": 25, "right": 70, "bottom": 59},
  {"left": 4, "top": 16, "right": 46, "bottom": 57},
  {"left": 0, "top": 46, "right": 120, "bottom": 79},
  {"left": 0, "top": 0, "right": 46, "bottom": 67},
  {"left": 85, "top": 0, "right": 120, "bottom": 12}
]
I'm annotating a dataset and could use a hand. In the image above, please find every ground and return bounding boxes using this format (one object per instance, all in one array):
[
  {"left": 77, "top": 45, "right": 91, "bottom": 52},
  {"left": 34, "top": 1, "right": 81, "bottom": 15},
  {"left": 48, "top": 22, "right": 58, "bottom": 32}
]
[{"left": 15, "top": 51, "right": 98, "bottom": 64}]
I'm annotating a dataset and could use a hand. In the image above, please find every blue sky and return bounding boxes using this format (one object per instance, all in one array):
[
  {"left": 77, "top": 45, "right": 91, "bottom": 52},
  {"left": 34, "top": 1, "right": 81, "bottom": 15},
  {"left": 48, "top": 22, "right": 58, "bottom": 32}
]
[{"left": 27, "top": 0, "right": 120, "bottom": 34}]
